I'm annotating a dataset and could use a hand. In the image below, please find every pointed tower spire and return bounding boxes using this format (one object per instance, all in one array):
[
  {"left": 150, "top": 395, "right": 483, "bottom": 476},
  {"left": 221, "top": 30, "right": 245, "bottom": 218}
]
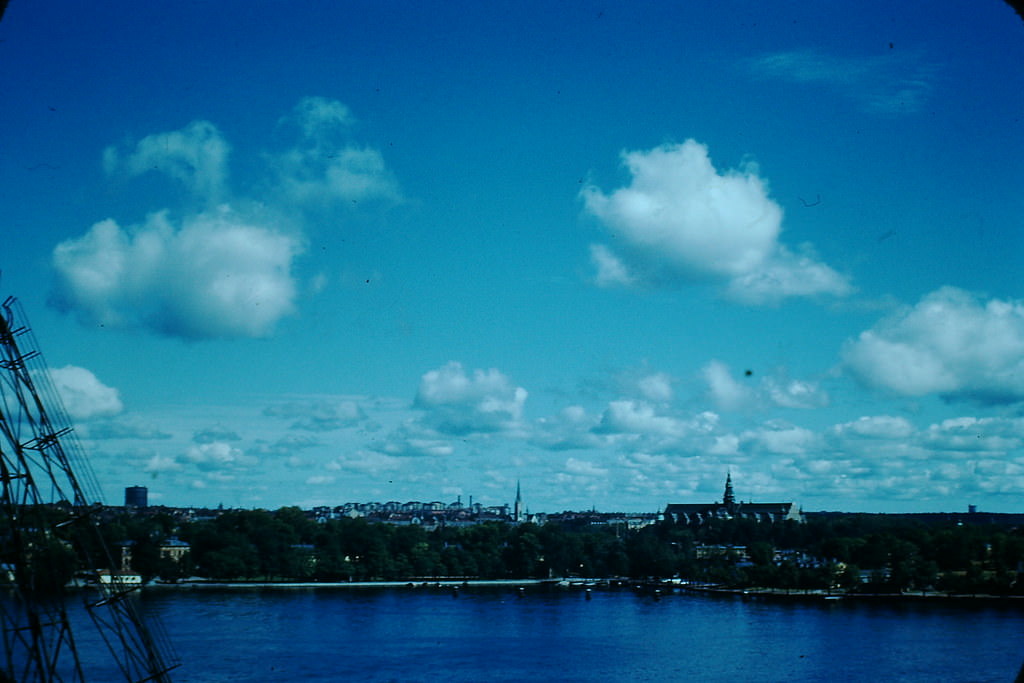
[
  {"left": 723, "top": 471, "right": 735, "bottom": 510},
  {"left": 514, "top": 479, "right": 523, "bottom": 522}
]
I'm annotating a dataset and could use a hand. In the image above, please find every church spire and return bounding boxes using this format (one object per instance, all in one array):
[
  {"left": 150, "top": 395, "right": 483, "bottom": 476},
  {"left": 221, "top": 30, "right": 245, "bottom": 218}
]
[
  {"left": 723, "top": 471, "right": 735, "bottom": 510},
  {"left": 514, "top": 480, "right": 523, "bottom": 522}
]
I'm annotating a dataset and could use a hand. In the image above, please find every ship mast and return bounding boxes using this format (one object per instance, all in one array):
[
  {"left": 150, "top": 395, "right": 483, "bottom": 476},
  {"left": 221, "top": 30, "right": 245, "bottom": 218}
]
[{"left": 0, "top": 296, "right": 178, "bottom": 682}]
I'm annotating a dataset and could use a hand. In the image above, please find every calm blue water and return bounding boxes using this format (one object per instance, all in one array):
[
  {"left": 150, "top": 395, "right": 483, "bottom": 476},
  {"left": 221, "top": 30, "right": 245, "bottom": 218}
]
[{"left": 65, "top": 585, "right": 1024, "bottom": 682}]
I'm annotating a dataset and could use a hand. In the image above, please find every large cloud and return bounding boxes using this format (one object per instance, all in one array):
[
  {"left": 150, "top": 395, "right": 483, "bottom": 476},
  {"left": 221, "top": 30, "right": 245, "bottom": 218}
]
[
  {"left": 414, "top": 361, "right": 528, "bottom": 435},
  {"left": 51, "top": 207, "right": 301, "bottom": 339},
  {"left": 104, "top": 120, "right": 230, "bottom": 201},
  {"left": 842, "top": 287, "right": 1024, "bottom": 403},
  {"left": 582, "top": 140, "right": 850, "bottom": 303},
  {"left": 44, "top": 365, "right": 123, "bottom": 421}
]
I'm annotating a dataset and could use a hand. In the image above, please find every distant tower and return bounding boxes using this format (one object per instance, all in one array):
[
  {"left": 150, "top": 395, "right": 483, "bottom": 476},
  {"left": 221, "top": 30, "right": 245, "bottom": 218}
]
[
  {"left": 125, "top": 485, "right": 148, "bottom": 508},
  {"left": 514, "top": 480, "right": 523, "bottom": 523},
  {"left": 723, "top": 472, "right": 735, "bottom": 511}
]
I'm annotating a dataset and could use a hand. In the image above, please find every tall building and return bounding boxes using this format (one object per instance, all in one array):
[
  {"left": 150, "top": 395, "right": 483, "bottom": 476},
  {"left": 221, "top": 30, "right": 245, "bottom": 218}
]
[{"left": 125, "top": 485, "right": 148, "bottom": 508}]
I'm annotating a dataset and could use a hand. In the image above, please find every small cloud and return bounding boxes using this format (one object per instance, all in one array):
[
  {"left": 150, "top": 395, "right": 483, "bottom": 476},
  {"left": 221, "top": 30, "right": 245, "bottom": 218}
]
[
  {"left": 531, "top": 406, "right": 603, "bottom": 451},
  {"left": 749, "top": 49, "right": 935, "bottom": 115},
  {"left": 702, "top": 361, "right": 754, "bottom": 412},
  {"left": 594, "top": 400, "right": 688, "bottom": 438},
  {"left": 563, "top": 457, "right": 609, "bottom": 478},
  {"left": 180, "top": 441, "right": 255, "bottom": 472},
  {"left": 830, "top": 415, "right": 916, "bottom": 440},
  {"left": 248, "top": 434, "right": 321, "bottom": 458},
  {"left": 554, "top": 457, "right": 613, "bottom": 498},
  {"left": 333, "top": 450, "right": 403, "bottom": 474},
  {"left": 271, "top": 97, "right": 401, "bottom": 206},
  {"left": 375, "top": 422, "right": 455, "bottom": 457},
  {"left": 263, "top": 399, "right": 366, "bottom": 431},
  {"left": 78, "top": 417, "right": 172, "bottom": 440},
  {"left": 43, "top": 365, "right": 123, "bottom": 421},
  {"left": 741, "top": 421, "right": 820, "bottom": 455},
  {"left": 193, "top": 425, "right": 242, "bottom": 444},
  {"left": 104, "top": 120, "right": 230, "bottom": 201},
  {"left": 725, "top": 243, "right": 852, "bottom": 305},
  {"left": 414, "top": 361, "right": 528, "bottom": 435},
  {"left": 145, "top": 453, "right": 183, "bottom": 474},
  {"left": 762, "top": 375, "right": 829, "bottom": 410},
  {"left": 636, "top": 372, "right": 674, "bottom": 402},
  {"left": 589, "top": 244, "right": 635, "bottom": 287},
  {"left": 286, "top": 96, "right": 357, "bottom": 143},
  {"left": 921, "top": 416, "right": 1024, "bottom": 453}
]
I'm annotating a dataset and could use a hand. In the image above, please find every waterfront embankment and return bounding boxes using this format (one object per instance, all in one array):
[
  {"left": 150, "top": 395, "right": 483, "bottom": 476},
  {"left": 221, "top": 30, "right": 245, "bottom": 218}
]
[
  {"left": 677, "top": 582, "right": 1024, "bottom": 604},
  {"left": 148, "top": 578, "right": 555, "bottom": 590}
]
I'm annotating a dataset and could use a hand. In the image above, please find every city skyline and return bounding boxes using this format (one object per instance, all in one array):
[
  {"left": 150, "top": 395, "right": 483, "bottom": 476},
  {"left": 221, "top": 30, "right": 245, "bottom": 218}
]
[{"left": 2, "top": 2, "right": 1023, "bottom": 513}]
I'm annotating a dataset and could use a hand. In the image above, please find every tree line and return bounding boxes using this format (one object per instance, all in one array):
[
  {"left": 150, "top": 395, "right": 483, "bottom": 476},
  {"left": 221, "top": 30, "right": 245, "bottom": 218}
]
[{"left": 8, "top": 505, "right": 1024, "bottom": 595}]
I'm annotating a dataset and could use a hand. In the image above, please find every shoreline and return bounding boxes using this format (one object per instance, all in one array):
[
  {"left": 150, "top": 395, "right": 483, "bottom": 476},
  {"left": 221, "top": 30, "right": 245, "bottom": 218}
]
[{"left": 139, "top": 578, "right": 1024, "bottom": 604}]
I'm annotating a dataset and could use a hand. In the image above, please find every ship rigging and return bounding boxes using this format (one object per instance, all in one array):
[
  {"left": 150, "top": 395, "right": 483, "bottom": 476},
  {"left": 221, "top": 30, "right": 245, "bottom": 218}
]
[{"left": 1, "top": 296, "right": 179, "bottom": 682}]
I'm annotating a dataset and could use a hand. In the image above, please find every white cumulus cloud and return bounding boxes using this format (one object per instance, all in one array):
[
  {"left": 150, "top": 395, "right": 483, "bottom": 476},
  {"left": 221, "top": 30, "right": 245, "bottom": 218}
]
[
  {"left": 582, "top": 140, "right": 849, "bottom": 303},
  {"left": 741, "top": 421, "right": 820, "bottom": 455},
  {"left": 181, "top": 441, "right": 257, "bottom": 472},
  {"left": 762, "top": 375, "right": 829, "bottom": 410},
  {"left": 595, "top": 400, "right": 688, "bottom": 438},
  {"left": 830, "top": 415, "right": 916, "bottom": 440},
  {"left": 702, "top": 360, "right": 754, "bottom": 411},
  {"left": 414, "top": 361, "right": 528, "bottom": 435},
  {"left": 51, "top": 207, "right": 301, "bottom": 339},
  {"left": 842, "top": 287, "right": 1024, "bottom": 403},
  {"left": 44, "top": 365, "right": 123, "bottom": 421}
]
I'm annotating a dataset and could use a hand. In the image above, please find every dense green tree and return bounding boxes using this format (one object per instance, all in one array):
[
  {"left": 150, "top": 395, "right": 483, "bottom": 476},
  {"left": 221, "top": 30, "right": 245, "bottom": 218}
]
[{"left": 49, "top": 506, "right": 1019, "bottom": 592}]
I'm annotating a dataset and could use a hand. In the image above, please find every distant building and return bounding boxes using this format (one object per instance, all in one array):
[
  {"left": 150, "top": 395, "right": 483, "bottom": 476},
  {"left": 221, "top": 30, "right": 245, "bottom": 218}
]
[
  {"left": 97, "top": 569, "right": 143, "bottom": 586},
  {"left": 159, "top": 538, "right": 191, "bottom": 564},
  {"left": 665, "top": 473, "right": 803, "bottom": 525},
  {"left": 125, "top": 486, "right": 148, "bottom": 508}
]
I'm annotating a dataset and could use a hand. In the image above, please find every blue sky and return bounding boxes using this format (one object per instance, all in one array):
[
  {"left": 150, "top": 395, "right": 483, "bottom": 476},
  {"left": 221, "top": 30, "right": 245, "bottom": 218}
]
[{"left": 2, "top": 1, "right": 1023, "bottom": 513}]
